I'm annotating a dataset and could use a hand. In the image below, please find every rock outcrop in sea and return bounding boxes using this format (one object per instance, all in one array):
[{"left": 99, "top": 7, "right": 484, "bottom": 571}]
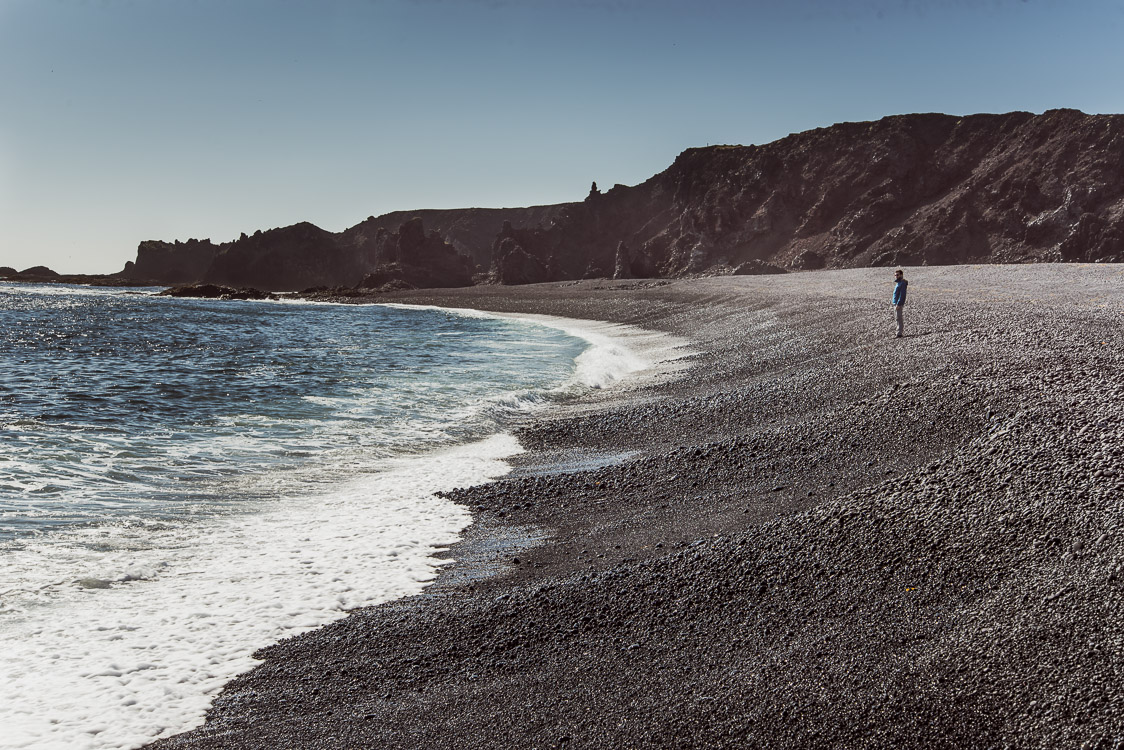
[
  {"left": 115, "top": 109, "right": 1124, "bottom": 290},
  {"left": 1, "top": 265, "right": 143, "bottom": 287},
  {"left": 158, "top": 284, "right": 277, "bottom": 300}
]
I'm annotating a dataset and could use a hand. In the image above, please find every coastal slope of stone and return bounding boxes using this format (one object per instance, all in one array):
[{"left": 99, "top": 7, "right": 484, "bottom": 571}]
[
  {"left": 115, "top": 110, "right": 1124, "bottom": 290},
  {"left": 149, "top": 266, "right": 1124, "bottom": 750}
]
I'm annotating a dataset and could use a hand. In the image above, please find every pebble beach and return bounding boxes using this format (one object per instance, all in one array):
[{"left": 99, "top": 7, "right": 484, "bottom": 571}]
[{"left": 150, "top": 265, "right": 1124, "bottom": 750}]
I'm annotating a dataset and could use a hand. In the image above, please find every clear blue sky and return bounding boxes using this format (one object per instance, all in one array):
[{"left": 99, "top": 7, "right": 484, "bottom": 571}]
[{"left": 2, "top": 0, "right": 1123, "bottom": 274}]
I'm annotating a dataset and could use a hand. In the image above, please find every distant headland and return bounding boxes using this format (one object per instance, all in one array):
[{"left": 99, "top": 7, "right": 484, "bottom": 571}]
[{"left": 7, "top": 109, "right": 1123, "bottom": 291}]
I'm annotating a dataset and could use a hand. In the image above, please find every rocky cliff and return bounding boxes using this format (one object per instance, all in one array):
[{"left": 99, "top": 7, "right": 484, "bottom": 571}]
[
  {"left": 353, "top": 216, "right": 476, "bottom": 291},
  {"left": 338, "top": 205, "right": 572, "bottom": 271},
  {"left": 117, "top": 207, "right": 570, "bottom": 290},
  {"left": 522, "top": 108, "right": 1124, "bottom": 277},
  {"left": 118, "top": 109, "right": 1124, "bottom": 290}
]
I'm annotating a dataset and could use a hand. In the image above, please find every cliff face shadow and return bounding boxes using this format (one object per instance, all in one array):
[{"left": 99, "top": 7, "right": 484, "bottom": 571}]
[{"left": 111, "top": 110, "right": 1124, "bottom": 292}]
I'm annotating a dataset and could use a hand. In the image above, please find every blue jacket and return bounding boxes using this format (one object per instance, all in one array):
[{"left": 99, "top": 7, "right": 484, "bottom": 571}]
[{"left": 892, "top": 278, "right": 908, "bottom": 306}]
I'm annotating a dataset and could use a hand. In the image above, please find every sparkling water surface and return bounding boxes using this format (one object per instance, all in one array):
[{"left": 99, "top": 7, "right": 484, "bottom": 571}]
[
  {"left": 0, "top": 283, "right": 587, "bottom": 541},
  {"left": 0, "top": 282, "right": 598, "bottom": 750}
]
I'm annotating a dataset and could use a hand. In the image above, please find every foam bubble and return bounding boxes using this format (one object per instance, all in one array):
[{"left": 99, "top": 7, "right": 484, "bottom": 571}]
[{"left": 0, "top": 434, "right": 520, "bottom": 750}]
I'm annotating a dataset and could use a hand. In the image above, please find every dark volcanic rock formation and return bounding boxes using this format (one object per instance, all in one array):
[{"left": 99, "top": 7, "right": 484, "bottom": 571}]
[
  {"left": 118, "top": 208, "right": 567, "bottom": 291},
  {"left": 613, "top": 241, "right": 633, "bottom": 280},
  {"left": 487, "top": 221, "right": 553, "bottom": 285},
  {"left": 0, "top": 265, "right": 137, "bottom": 286},
  {"left": 159, "top": 284, "right": 276, "bottom": 300},
  {"left": 338, "top": 205, "right": 571, "bottom": 271},
  {"left": 18, "top": 265, "right": 60, "bottom": 278},
  {"left": 732, "top": 259, "right": 786, "bottom": 275},
  {"left": 203, "top": 223, "right": 359, "bottom": 292},
  {"left": 515, "top": 109, "right": 1124, "bottom": 276},
  {"left": 121, "top": 109, "right": 1124, "bottom": 289},
  {"left": 355, "top": 217, "right": 475, "bottom": 291},
  {"left": 120, "top": 239, "right": 218, "bottom": 285}
]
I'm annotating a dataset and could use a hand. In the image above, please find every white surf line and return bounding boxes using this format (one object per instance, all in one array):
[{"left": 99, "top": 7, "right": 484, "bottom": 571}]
[
  {"left": 0, "top": 436, "right": 519, "bottom": 750},
  {"left": 178, "top": 295, "right": 695, "bottom": 390},
  {"left": 378, "top": 303, "right": 697, "bottom": 392}
]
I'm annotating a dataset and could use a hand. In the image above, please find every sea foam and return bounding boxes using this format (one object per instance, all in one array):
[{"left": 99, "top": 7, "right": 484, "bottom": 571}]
[
  {"left": 0, "top": 296, "right": 690, "bottom": 750},
  {"left": 0, "top": 435, "right": 516, "bottom": 750},
  {"left": 380, "top": 304, "right": 693, "bottom": 393}
]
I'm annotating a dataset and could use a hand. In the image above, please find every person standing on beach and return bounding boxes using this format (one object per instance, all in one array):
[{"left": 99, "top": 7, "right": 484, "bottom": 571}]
[{"left": 892, "top": 269, "right": 908, "bottom": 338}]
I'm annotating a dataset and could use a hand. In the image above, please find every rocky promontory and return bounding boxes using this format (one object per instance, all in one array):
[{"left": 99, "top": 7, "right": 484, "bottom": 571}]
[
  {"left": 158, "top": 284, "right": 277, "bottom": 300},
  {"left": 353, "top": 216, "right": 476, "bottom": 291},
  {"left": 0, "top": 265, "right": 148, "bottom": 287},
  {"left": 111, "top": 109, "right": 1124, "bottom": 291}
]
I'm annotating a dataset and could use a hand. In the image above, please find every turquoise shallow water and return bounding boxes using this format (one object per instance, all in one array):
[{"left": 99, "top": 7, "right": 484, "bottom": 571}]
[{"left": 0, "top": 283, "right": 588, "bottom": 542}]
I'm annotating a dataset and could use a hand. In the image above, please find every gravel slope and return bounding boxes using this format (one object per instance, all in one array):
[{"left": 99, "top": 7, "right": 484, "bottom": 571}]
[{"left": 150, "top": 265, "right": 1124, "bottom": 750}]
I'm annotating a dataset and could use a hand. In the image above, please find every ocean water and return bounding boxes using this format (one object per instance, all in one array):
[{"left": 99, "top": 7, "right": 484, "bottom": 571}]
[{"left": 0, "top": 283, "right": 667, "bottom": 750}]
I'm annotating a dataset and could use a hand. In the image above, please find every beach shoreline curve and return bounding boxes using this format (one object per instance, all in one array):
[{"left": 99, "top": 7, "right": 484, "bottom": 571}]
[{"left": 149, "top": 268, "right": 1124, "bottom": 750}]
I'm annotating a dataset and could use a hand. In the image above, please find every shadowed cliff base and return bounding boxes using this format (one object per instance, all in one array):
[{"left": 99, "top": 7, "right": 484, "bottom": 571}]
[
  {"left": 110, "top": 109, "right": 1124, "bottom": 292},
  {"left": 149, "top": 265, "right": 1124, "bottom": 750}
]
